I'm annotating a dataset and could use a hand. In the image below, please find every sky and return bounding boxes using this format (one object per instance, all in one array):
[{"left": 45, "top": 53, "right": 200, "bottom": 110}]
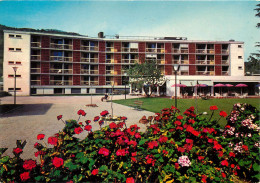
[{"left": 0, "top": 0, "right": 259, "bottom": 59}]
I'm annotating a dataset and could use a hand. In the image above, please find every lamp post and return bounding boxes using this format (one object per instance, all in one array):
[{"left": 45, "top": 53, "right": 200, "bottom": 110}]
[
  {"left": 173, "top": 64, "right": 180, "bottom": 108},
  {"left": 124, "top": 73, "right": 127, "bottom": 100},
  {"left": 12, "top": 67, "right": 18, "bottom": 105}
]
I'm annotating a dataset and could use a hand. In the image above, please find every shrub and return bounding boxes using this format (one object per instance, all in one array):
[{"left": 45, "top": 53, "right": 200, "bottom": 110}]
[{"left": 0, "top": 105, "right": 259, "bottom": 182}]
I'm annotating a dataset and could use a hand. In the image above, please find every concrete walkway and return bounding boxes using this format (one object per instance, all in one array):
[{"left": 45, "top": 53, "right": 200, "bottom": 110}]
[{"left": 0, "top": 95, "right": 154, "bottom": 160}]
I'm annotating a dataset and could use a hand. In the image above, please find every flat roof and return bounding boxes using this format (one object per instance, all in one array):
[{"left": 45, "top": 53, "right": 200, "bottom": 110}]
[{"left": 3, "top": 30, "right": 244, "bottom": 44}]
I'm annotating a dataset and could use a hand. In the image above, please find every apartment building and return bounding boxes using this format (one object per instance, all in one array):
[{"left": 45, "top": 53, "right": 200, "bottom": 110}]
[{"left": 3, "top": 30, "right": 259, "bottom": 96}]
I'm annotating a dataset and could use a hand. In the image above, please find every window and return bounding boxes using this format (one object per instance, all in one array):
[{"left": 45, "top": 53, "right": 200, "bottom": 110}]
[
  {"left": 9, "top": 34, "right": 15, "bottom": 38},
  {"left": 8, "top": 88, "right": 21, "bottom": 91},
  {"left": 8, "top": 61, "right": 14, "bottom": 64},
  {"left": 238, "top": 45, "right": 242, "bottom": 48},
  {"left": 9, "top": 48, "right": 15, "bottom": 51},
  {"left": 238, "top": 56, "right": 242, "bottom": 59},
  {"left": 9, "top": 34, "right": 22, "bottom": 38},
  {"left": 16, "top": 35, "right": 22, "bottom": 38},
  {"left": 238, "top": 66, "right": 243, "bottom": 70},
  {"left": 8, "top": 75, "right": 21, "bottom": 78},
  {"left": 16, "top": 48, "right": 22, "bottom": 51},
  {"left": 15, "top": 62, "right": 21, "bottom": 64}
]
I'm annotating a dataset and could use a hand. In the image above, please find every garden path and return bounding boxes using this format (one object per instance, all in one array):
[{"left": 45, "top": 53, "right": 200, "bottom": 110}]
[{"left": 0, "top": 95, "right": 154, "bottom": 160}]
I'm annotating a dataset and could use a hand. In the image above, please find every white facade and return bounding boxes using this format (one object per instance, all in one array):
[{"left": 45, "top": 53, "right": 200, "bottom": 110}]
[
  {"left": 230, "top": 43, "right": 245, "bottom": 76},
  {"left": 3, "top": 32, "right": 31, "bottom": 96}
]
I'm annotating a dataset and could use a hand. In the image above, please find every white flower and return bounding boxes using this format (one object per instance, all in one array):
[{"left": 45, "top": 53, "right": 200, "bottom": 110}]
[
  {"left": 248, "top": 133, "right": 251, "bottom": 137},
  {"left": 178, "top": 155, "right": 191, "bottom": 167}
]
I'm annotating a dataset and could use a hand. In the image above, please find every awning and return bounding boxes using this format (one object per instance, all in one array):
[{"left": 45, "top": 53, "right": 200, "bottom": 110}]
[{"left": 180, "top": 80, "right": 213, "bottom": 86}]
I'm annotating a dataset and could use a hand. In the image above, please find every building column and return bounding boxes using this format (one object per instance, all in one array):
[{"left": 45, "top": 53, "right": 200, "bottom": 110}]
[
  {"left": 142, "top": 86, "right": 145, "bottom": 95},
  {"left": 157, "top": 86, "right": 160, "bottom": 96},
  {"left": 129, "top": 83, "right": 132, "bottom": 94},
  {"left": 149, "top": 86, "right": 151, "bottom": 95}
]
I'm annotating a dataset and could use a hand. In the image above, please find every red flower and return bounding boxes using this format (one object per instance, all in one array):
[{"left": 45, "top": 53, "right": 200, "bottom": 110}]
[
  {"left": 132, "top": 152, "right": 137, "bottom": 156},
  {"left": 145, "top": 155, "right": 156, "bottom": 166},
  {"left": 20, "top": 172, "right": 30, "bottom": 181},
  {"left": 52, "top": 157, "right": 64, "bottom": 168},
  {"left": 48, "top": 137, "right": 58, "bottom": 146},
  {"left": 126, "top": 177, "right": 135, "bottom": 183},
  {"left": 23, "top": 160, "right": 36, "bottom": 170},
  {"left": 37, "top": 134, "right": 45, "bottom": 140},
  {"left": 177, "top": 147, "right": 185, "bottom": 153},
  {"left": 74, "top": 127, "right": 83, "bottom": 134},
  {"left": 148, "top": 141, "right": 158, "bottom": 149},
  {"left": 221, "top": 172, "right": 226, "bottom": 178},
  {"left": 198, "top": 156, "right": 204, "bottom": 161},
  {"left": 121, "top": 116, "right": 127, "bottom": 120},
  {"left": 128, "top": 140, "right": 137, "bottom": 147},
  {"left": 94, "top": 116, "right": 100, "bottom": 121},
  {"left": 117, "top": 122, "right": 125, "bottom": 128},
  {"left": 34, "top": 150, "right": 45, "bottom": 157},
  {"left": 98, "top": 147, "right": 110, "bottom": 156},
  {"left": 109, "top": 122, "right": 117, "bottom": 129},
  {"left": 186, "top": 139, "right": 193, "bottom": 144},
  {"left": 221, "top": 159, "right": 229, "bottom": 167},
  {"left": 202, "top": 175, "right": 207, "bottom": 183},
  {"left": 176, "top": 126, "right": 183, "bottom": 131},
  {"left": 177, "top": 115, "right": 183, "bottom": 120},
  {"left": 162, "top": 150, "right": 168, "bottom": 155},
  {"left": 116, "top": 149, "right": 128, "bottom": 156},
  {"left": 99, "top": 120, "right": 104, "bottom": 126},
  {"left": 231, "top": 164, "right": 235, "bottom": 168},
  {"left": 131, "top": 157, "right": 137, "bottom": 162},
  {"left": 175, "top": 163, "right": 180, "bottom": 169},
  {"left": 13, "top": 147, "right": 23, "bottom": 154},
  {"left": 174, "top": 120, "right": 182, "bottom": 126},
  {"left": 91, "top": 169, "right": 99, "bottom": 175},
  {"left": 57, "top": 115, "right": 62, "bottom": 120},
  {"left": 242, "top": 145, "right": 248, "bottom": 151},
  {"left": 158, "top": 135, "right": 168, "bottom": 144},
  {"left": 188, "top": 119, "right": 195, "bottom": 124},
  {"left": 210, "top": 106, "right": 218, "bottom": 110},
  {"left": 218, "top": 151, "right": 223, "bottom": 157},
  {"left": 77, "top": 109, "right": 86, "bottom": 116},
  {"left": 84, "top": 125, "right": 92, "bottom": 131},
  {"left": 100, "top": 110, "right": 109, "bottom": 116},
  {"left": 219, "top": 111, "right": 227, "bottom": 117},
  {"left": 85, "top": 120, "right": 91, "bottom": 124},
  {"left": 229, "top": 152, "right": 236, "bottom": 157}
]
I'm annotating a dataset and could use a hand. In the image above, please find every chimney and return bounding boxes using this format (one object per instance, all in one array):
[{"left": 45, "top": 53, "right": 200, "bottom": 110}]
[{"left": 98, "top": 32, "right": 104, "bottom": 38}]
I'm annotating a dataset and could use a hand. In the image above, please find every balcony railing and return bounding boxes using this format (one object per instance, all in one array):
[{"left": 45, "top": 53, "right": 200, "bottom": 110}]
[
  {"left": 222, "top": 50, "right": 229, "bottom": 54},
  {"left": 81, "top": 81, "right": 99, "bottom": 85},
  {"left": 105, "top": 59, "right": 115, "bottom": 64},
  {"left": 89, "top": 70, "right": 98, "bottom": 74},
  {"left": 106, "top": 81, "right": 114, "bottom": 85},
  {"left": 31, "top": 42, "right": 41, "bottom": 47},
  {"left": 31, "top": 68, "right": 41, "bottom": 73},
  {"left": 81, "top": 58, "right": 98, "bottom": 63},
  {"left": 81, "top": 69, "right": 90, "bottom": 74},
  {"left": 180, "top": 71, "right": 189, "bottom": 75},
  {"left": 222, "top": 71, "right": 229, "bottom": 75},
  {"left": 196, "top": 71, "right": 215, "bottom": 76},
  {"left": 121, "top": 59, "right": 138, "bottom": 64},
  {"left": 31, "top": 80, "right": 41, "bottom": 85},
  {"left": 81, "top": 46, "right": 99, "bottom": 51},
  {"left": 172, "top": 60, "right": 180, "bottom": 64},
  {"left": 50, "top": 69, "right": 73, "bottom": 74},
  {"left": 50, "top": 56, "right": 72, "bottom": 62},
  {"left": 50, "top": 43, "right": 72, "bottom": 50},
  {"left": 50, "top": 80, "right": 72, "bottom": 85},
  {"left": 156, "top": 60, "right": 165, "bottom": 64},
  {"left": 196, "top": 49, "right": 207, "bottom": 54},
  {"left": 106, "top": 47, "right": 117, "bottom": 52},
  {"left": 31, "top": 55, "right": 41, "bottom": 60},
  {"left": 106, "top": 70, "right": 115, "bottom": 75}
]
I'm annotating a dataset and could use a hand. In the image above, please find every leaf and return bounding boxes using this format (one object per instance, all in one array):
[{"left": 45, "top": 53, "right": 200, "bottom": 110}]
[
  {"left": 64, "top": 159, "right": 80, "bottom": 171},
  {"left": 35, "top": 175, "right": 45, "bottom": 182},
  {"left": 0, "top": 148, "right": 8, "bottom": 156},
  {"left": 88, "top": 159, "right": 95, "bottom": 170},
  {"left": 253, "top": 163, "right": 260, "bottom": 172},
  {"left": 0, "top": 156, "right": 9, "bottom": 164},
  {"left": 139, "top": 139, "right": 148, "bottom": 145},
  {"left": 53, "top": 170, "right": 61, "bottom": 177}
]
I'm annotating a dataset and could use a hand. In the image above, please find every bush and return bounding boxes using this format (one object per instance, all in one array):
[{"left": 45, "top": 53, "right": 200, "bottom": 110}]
[{"left": 0, "top": 104, "right": 259, "bottom": 182}]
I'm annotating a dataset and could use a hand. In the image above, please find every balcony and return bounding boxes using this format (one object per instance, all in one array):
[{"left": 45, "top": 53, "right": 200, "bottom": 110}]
[
  {"left": 31, "top": 42, "right": 41, "bottom": 48},
  {"left": 145, "top": 48, "right": 165, "bottom": 53},
  {"left": 89, "top": 70, "right": 98, "bottom": 75},
  {"left": 81, "top": 81, "right": 90, "bottom": 85},
  {"left": 50, "top": 56, "right": 72, "bottom": 62},
  {"left": 180, "top": 60, "right": 189, "bottom": 64},
  {"left": 222, "top": 50, "right": 229, "bottom": 54},
  {"left": 81, "top": 46, "right": 99, "bottom": 51},
  {"left": 196, "top": 60, "right": 215, "bottom": 65},
  {"left": 50, "top": 69, "right": 73, "bottom": 74},
  {"left": 222, "top": 61, "right": 229, "bottom": 65},
  {"left": 31, "top": 80, "right": 41, "bottom": 85},
  {"left": 81, "top": 81, "right": 99, "bottom": 85},
  {"left": 207, "top": 49, "right": 215, "bottom": 54},
  {"left": 31, "top": 68, "right": 41, "bottom": 73},
  {"left": 106, "top": 70, "right": 115, "bottom": 75},
  {"left": 106, "top": 81, "right": 114, "bottom": 85},
  {"left": 156, "top": 60, "right": 165, "bottom": 64},
  {"left": 105, "top": 59, "right": 115, "bottom": 64},
  {"left": 81, "top": 58, "right": 98, "bottom": 63},
  {"left": 173, "top": 60, "right": 180, "bottom": 64},
  {"left": 196, "top": 71, "right": 215, "bottom": 76},
  {"left": 50, "top": 43, "right": 72, "bottom": 50},
  {"left": 81, "top": 69, "right": 90, "bottom": 74},
  {"left": 106, "top": 47, "right": 117, "bottom": 52},
  {"left": 196, "top": 49, "right": 207, "bottom": 54},
  {"left": 31, "top": 55, "right": 41, "bottom": 61},
  {"left": 50, "top": 80, "right": 72, "bottom": 85},
  {"left": 121, "top": 59, "right": 137, "bottom": 64},
  {"left": 180, "top": 71, "right": 189, "bottom": 75}
]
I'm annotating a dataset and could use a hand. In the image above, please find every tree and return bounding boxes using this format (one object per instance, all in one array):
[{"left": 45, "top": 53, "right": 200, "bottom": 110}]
[
  {"left": 255, "top": 3, "right": 260, "bottom": 28},
  {"left": 127, "top": 60, "right": 165, "bottom": 97}
]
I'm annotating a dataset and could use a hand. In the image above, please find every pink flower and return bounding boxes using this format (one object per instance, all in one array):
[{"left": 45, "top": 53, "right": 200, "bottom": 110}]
[
  {"left": 98, "top": 147, "right": 110, "bottom": 156},
  {"left": 91, "top": 169, "right": 99, "bottom": 175},
  {"left": 74, "top": 127, "right": 83, "bottom": 134},
  {"left": 77, "top": 109, "right": 86, "bottom": 116},
  {"left": 178, "top": 155, "right": 191, "bottom": 167}
]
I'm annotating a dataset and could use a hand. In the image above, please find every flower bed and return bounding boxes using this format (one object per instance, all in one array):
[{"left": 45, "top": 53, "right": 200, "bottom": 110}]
[{"left": 0, "top": 104, "right": 259, "bottom": 182}]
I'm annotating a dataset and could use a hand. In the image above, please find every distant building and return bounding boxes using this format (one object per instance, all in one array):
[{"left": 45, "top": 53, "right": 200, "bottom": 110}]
[{"left": 3, "top": 30, "right": 260, "bottom": 96}]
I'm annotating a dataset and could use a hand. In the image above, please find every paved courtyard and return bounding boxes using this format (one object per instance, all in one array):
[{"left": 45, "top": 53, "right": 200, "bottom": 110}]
[{"left": 0, "top": 95, "right": 154, "bottom": 160}]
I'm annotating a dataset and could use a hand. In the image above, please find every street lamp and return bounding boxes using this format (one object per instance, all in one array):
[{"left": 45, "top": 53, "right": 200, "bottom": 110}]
[
  {"left": 12, "top": 67, "right": 18, "bottom": 105},
  {"left": 124, "top": 73, "right": 127, "bottom": 100},
  {"left": 173, "top": 64, "right": 180, "bottom": 108}
]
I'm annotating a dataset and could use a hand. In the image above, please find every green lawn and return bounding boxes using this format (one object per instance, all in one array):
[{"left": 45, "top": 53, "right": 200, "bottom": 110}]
[{"left": 113, "top": 97, "right": 260, "bottom": 127}]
